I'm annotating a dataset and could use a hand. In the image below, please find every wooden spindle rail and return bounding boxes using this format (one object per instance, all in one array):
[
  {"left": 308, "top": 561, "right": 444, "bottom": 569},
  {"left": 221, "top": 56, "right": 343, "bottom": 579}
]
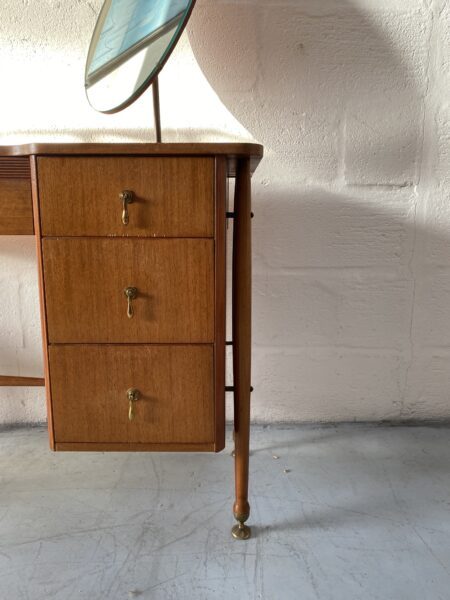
[{"left": 0, "top": 375, "right": 45, "bottom": 386}]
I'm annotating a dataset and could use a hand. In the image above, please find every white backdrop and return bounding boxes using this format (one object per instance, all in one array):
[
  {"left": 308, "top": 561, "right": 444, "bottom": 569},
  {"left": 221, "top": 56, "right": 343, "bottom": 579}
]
[{"left": 1, "top": 0, "right": 449, "bottom": 423}]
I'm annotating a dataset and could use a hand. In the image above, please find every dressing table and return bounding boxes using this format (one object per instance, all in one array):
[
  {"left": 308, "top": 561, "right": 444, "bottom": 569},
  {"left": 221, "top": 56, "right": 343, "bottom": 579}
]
[
  {"left": 0, "top": 141, "right": 263, "bottom": 538},
  {"left": 1, "top": 0, "right": 263, "bottom": 540}
]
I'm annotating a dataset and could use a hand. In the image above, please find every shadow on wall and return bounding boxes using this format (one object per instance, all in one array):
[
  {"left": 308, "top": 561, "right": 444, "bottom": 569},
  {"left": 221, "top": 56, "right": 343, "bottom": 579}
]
[
  {"left": 1, "top": 1, "right": 444, "bottom": 421},
  {"left": 187, "top": 1, "right": 444, "bottom": 421},
  {"left": 187, "top": 0, "right": 426, "bottom": 185}
]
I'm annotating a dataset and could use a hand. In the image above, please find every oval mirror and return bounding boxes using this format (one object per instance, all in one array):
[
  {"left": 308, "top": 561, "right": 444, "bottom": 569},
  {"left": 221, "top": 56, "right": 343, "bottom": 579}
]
[{"left": 85, "top": 0, "right": 196, "bottom": 114}]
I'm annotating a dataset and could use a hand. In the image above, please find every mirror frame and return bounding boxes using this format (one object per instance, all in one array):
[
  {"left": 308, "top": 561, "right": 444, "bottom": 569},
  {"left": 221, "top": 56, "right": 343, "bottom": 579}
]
[{"left": 85, "top": 0, "right": 197, "bottom": 114}]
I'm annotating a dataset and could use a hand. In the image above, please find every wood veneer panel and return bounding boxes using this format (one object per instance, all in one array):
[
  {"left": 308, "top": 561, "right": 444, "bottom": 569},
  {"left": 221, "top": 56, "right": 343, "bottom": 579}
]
[
  {"left": 0, "top": 179, "right": 33, "bottom": 235},
  {"left": 49, "top": 344, "right": 215, "bottom": 445},
  {"left": 38, "top": 156, "right": 214, "bottom": 237},
  {"left": 0, "top": 142, "right": 263, "bottom": 158},
  {"left": 42, "top": 238, "right": 214, "bottom": 343}
]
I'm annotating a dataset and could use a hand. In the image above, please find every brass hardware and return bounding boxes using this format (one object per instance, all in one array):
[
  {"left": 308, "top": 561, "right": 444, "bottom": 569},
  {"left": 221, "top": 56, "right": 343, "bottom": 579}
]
[
  {"left": 127, "top": 388, "right": 140, "bottom": 421},
  {"left": 124, "top": 286, "right": 138, "bottom": 318},
  {"left": 231, "top": 522, "right": 251, "bottom": 540},
  {"left": 226, "top": 211, "right": 254, "bottom": 219},
  {"left": 119, "top": 190, "right": 134, "bottom": 225},
  {"left": 232, "top": 507, "right": 250, "bottom": 540}
]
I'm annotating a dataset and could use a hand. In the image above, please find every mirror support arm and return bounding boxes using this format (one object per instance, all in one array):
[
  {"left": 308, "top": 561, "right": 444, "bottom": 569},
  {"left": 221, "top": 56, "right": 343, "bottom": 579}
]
[{"left": 153, "top": 76, "right": 162, "bottom": 143}]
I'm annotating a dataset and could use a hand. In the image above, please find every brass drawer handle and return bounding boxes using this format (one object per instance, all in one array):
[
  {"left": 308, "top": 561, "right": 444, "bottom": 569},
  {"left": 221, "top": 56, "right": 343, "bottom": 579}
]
[
  {"left": 127, "top": 387, "right": 140, "bottom": 421},
  {"left": 124, "top": 286, "right": 138, "bottom": 318},
  {"left": 119, "top": 190, "right": 134, "bottom": 225}
]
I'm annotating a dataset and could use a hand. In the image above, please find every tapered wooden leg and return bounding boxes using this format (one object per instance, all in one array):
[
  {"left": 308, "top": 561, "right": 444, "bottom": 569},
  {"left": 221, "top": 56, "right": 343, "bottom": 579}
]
[{"left": 231, "top": 157, "right": 252, "bottom": 540}]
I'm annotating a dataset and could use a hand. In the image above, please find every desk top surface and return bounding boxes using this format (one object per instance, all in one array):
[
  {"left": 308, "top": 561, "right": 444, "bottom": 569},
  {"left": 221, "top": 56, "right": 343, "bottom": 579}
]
[{"left": 0, "top": 143, "right": 263, "bottom": 175}]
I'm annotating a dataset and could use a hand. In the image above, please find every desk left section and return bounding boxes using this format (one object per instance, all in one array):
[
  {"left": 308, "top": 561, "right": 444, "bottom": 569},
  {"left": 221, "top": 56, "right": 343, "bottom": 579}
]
[
  {"left": 0, "top": 155, "right": 44, "bottom": 390},
  {"left": 31, "top": 151, "right": 226, "bottom": 453},
  {"left": 0, "top": 156, "right": 33, "bottom": 235}
]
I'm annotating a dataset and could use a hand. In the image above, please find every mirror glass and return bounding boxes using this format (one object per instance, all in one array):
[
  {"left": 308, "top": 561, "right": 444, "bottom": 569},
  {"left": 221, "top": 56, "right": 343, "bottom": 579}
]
[{"left": 85, "top": 0, "right": 195, "bottom": 113}]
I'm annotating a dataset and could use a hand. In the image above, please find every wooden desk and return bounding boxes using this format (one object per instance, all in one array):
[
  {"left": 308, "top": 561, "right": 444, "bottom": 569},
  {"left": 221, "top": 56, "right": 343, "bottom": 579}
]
[{"left": 0, "top": 142, "right": 263, "bottom": 540}]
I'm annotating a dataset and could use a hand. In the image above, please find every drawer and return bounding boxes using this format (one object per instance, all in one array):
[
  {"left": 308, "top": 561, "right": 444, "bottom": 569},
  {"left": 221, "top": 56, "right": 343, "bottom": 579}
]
[
  {"left": 37, "top": 156, "right": 214, "bottom": 237},
  {"left": 42, "top": 238, "right": 214, "bottom": 343},
  {"left": 49, "top": 345, "right": 215, "bottom": 445},
  {"left": 0, "top": 157, "right": 33, "bottom": 235}
]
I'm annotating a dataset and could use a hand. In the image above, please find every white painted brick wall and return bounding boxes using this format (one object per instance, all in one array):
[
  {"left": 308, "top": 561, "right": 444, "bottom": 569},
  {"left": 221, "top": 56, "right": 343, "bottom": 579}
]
[{"left": 0, "top": 0, "right": 449, "bottom": 424}]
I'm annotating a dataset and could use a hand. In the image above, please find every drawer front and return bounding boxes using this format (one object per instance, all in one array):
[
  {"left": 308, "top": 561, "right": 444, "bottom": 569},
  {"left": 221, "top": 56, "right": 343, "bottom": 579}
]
[
  {"left": 43, "top": 238, "right": 214, "bottom": 343},
  {"left": 0, "top": 157, "right": 33, "bottom": 235},
  {"left": 37, "top": 156, "right": 214, "bottom": 237},
  {"left": 49, "top": 345, "right": 215, "bottom": 444}
]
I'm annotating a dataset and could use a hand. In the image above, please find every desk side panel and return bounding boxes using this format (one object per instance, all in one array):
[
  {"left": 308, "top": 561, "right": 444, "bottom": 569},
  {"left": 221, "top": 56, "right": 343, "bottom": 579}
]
[
  {"left": 30, "top": 156, "right": 55, "bottom": 449},
  {"left": 214, "top": 157, "right": 227, "bottom": 452}
]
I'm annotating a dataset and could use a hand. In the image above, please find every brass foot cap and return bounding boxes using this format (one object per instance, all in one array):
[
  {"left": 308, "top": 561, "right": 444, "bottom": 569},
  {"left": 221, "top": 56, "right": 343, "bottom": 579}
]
[{"left": 231, "top": 523, "right": 251, "bottom": 540}]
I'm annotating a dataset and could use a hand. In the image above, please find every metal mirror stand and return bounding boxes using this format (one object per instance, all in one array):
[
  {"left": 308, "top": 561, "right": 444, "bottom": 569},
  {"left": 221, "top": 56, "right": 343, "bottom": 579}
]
[{"left": 152, "top": 77, "right": 162, "bottom": 143}]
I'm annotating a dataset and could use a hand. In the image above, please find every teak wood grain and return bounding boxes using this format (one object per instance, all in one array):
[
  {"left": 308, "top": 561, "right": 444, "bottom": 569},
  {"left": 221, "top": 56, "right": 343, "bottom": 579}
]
[
  {"left": 0, "top": 375, "right": 44, "bottom": 386},
  {"left": 37, "top": 156, "right": 214, "bottom": 238},
  {"left": 54, "top": 442, "right": 216, "bottom": 452},
  {"left": 214, "top": 157, "right": 227, "bottom": 450},
  {"left": 0, "top": 179, "right": 33, "bottom": 235},
  {"left": 232, "top": 158, "right": 252, "bottom": 528},
  {"left": 0, "top": 143, "right": 263, "bottom": 177},
  {"left": 49, "top": 344, "right": 215, "bottom": 445},
  {"left": 42, "top": 238, "right": 214, "bottom": 344},
  {"left": 30, "top": 156, "right": 55, "bottom": 449}
]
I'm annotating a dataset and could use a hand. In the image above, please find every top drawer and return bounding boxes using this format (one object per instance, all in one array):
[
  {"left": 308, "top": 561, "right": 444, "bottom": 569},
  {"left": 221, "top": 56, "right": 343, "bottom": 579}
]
[{"left": 37, "top": 156, "right": 214, "bottom": 237}]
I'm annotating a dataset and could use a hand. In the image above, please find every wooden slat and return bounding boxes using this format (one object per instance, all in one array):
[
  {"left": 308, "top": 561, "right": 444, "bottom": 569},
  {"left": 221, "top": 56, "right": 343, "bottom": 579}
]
[
  {"left": 55, "top": 442, "right": 215, "bottom": 452},
  {"left": 0, "top": 375, "right": 45, "bottom": 386},
  {"left": 0, "top": 156, "right": 30, "bottom": 178},
  {"left": 214, "top": 157, "right": 227, "bottom": 452}
]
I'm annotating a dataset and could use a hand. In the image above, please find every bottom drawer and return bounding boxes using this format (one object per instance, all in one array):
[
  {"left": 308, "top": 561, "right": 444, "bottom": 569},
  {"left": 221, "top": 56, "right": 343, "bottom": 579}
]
[{"left": 49, "top": 345, "right": 215, "bottom": 449}]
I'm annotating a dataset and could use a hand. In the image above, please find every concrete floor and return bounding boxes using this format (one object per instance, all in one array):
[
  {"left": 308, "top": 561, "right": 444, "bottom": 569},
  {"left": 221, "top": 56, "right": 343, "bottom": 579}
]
[{"left": 1, "top": 425, "right": 450, "bottom": 600}]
